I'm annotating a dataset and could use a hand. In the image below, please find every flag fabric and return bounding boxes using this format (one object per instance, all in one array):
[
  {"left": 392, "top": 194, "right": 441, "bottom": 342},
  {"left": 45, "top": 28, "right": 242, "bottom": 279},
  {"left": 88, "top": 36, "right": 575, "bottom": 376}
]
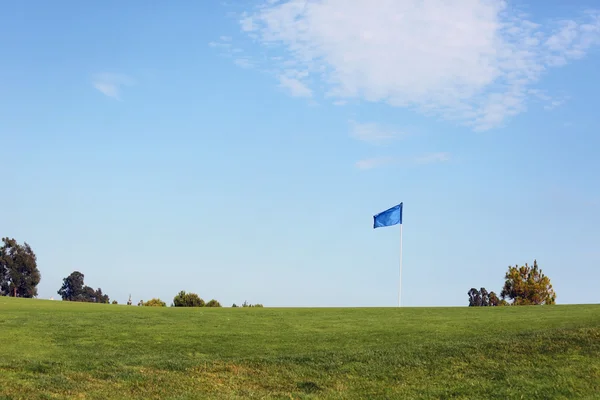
[{"left": 373, "top": 203, "right": 402, "bottom": 228}]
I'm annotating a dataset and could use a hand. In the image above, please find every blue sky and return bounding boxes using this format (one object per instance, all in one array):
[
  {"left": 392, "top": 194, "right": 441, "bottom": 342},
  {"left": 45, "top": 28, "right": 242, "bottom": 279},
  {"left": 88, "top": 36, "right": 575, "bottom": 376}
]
[{"left": 1, "top": 0, "right": 599, "bottom": 307}]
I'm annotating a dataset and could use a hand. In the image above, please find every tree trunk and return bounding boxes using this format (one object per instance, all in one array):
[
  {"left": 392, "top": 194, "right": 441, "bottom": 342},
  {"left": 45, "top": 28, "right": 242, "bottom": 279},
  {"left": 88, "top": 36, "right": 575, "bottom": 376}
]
[{"left": 13, "top": 286, "right": 17, "bottom": 297}]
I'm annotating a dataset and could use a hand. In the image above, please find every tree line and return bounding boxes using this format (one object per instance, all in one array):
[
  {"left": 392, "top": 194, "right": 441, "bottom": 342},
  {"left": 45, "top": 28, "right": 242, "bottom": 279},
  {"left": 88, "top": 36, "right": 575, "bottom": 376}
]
[
  {"left": 467, "top": 260, "right": 556, "bottom": 306},
  {"left": 2, "top": 236, "right": 556, "bottom": 307},
  {"left": 1, "top": 237, "right": 262, "bottom": 307}
]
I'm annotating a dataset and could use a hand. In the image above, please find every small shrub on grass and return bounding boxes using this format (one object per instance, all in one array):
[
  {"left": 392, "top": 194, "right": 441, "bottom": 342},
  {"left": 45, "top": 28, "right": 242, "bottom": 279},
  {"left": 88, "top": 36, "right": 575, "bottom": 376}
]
[
  {"left": 143, "top": 298, "right": 166, "bottom": 307},
  {"left": 205, "top": 299, "right": 221, "bottom": 307}
]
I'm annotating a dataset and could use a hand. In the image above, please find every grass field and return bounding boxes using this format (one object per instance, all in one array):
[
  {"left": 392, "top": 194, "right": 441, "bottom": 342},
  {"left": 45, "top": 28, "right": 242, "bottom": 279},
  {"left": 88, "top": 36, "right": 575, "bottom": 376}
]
[{"left": 0, "top": 298, "right": 599, "bottom": 399}]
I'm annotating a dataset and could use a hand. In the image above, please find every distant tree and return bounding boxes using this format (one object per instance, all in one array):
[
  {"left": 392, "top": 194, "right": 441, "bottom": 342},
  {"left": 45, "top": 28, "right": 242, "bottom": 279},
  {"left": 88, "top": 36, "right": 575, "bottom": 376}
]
[
  {"left": 93, "top": 288, "right": 110, "bottom": 304},
  {"left": 0, "top": 237, "right": 41, "bottom": 298},
  {"left": 112, "top": 300, "right": 118, "bottom": 305},
  {"left": 57, "top": 271, "right": 110, "bottom": 303},
  {"left": 468, "top": 288, "right": 502, "bottom": 307},
  {"left": 205, "top": 299, "right": 221, "bottom": 307},
  {"left": 143, "top": 298, "right": 166, "bottom": 307},
  {"left": 468, "top": 288, "right": 482, "bottom": 306},
  {"left": 127, "top": 294, "right": 132, "bottom": 306},
  {"left": 501, "top": 260, "right": 556, "bottom": 305},
  {"left": 489, "top": 291, "right": 500, "bottom": 306},
  {"left": 58, "top": 271, "right": 85, "bottom": 301},
  {"left": 172, "top": 290, "right": 205, "bottom": 307},
  {"left": 241, "top": 301, "right": 263, "bottom": 308},
  {"left": 232, "top": 303, "right": 238, "bottom": 308},
  {"left": 138, "top": 300, "right": 144, "bottom": 306}
]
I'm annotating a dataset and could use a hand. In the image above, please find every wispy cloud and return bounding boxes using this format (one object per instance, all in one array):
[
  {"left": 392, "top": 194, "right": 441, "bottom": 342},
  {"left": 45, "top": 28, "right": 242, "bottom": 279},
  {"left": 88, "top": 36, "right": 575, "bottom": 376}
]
[
  {"left": 413, "top": 152, "right": 451, "bottom": 165},
  {"left": 234, "top": 58, "right": 254, "bottom": 68},
  {"left": 233, "top": 1, "right": 600, "bottom": 130},
  {"left": 355, "top": 157, "right": 396, "bottom": 170},
  {"left": 278, "top": 75, "right": 312, "bottom": 97},
  {"left": 356, "top": 152, "right": 450, "bottom": 170},
  {"left": 209, "top": 36, "right": 246, "bottom": 61},
  {"left": 349, "top": 121, "right": 406, "bottom": 144},
  {"left": 92, "top": 73, "right": 134, "bottom": 100},
  {"left": 543, "top": 98, "right": 568, "bottom": 110}
]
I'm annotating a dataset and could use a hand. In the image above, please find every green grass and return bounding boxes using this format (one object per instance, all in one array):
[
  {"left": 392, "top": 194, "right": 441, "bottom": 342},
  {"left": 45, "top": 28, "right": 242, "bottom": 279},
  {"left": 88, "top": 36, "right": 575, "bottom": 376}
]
[{"left": 0, "top": 298, "right": 599, "bottom": 399}]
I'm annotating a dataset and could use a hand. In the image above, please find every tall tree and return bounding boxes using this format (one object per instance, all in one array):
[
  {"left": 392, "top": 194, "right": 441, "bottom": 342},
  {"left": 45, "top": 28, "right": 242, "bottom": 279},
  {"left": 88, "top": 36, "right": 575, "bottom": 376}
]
[
  {"left": 57, "top": 271, "right": 86, "bottom": 301},
  {"left": 500, "top": 260, "right": 556, "bottom": 305},
  {"left": 58, "top": 271, "right": 110, "bottom": 303},
  {"left": 0, "top": 237, "right": 41, "bottom": 297},
  {"left": 468, "top": 288, "right": 482, "bottom": 306}
]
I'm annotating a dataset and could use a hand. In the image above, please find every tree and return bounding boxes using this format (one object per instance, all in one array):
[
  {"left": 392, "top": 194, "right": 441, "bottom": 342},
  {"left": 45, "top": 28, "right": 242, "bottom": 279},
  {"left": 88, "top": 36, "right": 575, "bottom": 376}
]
[
  {"left": 468, "top": 288, "right": 482, "bottom": 306},
  {"left": 57, "top": 271, "right": 110, "bottom": 303},
  {"left": 58, "top": 271, "right": 85, "bottom": 301},
  {"left": 489, "top": 291, "right": 500, "bottom": 306},
  {"left": 0, "top": 237, "right": 41, "bottom": 298},
  {"left": 500, "top": 260, "right": 556, "bottom": 305},
  {"left": 232, "top": 303, "right": 238, "bottom": 308},
  {"left": 205, "top": 299, "right": 221, "bottom": 307},
  {"left": 468, "top": 287, "right": 503, "bottom": 307},
  {"left": 241, "top": 301, "right": 263, "bottom": 308},
  {"left": 143, "top": 298, "right": 166, "bottom": 307},
  {"left": 172, "top": 290, "right": 205, "bottom": 307},
  {"left": 112, "top": 300, "right": 118, "bottom": 305},
  {"left": 92, "top": 287, "right": 110, "bottom": 304}
]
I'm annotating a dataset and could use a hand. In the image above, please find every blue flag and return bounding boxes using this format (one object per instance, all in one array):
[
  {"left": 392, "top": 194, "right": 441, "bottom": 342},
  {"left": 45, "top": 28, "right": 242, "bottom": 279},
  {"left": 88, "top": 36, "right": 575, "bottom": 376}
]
[{"left": 373, "top": 203, "right": 402, "bottom": 228}]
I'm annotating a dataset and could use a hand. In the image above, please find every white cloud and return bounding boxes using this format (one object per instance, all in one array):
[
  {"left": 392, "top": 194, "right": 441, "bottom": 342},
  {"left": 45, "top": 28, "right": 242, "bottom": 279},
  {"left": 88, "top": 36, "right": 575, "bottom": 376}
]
[
  {"left": 349, "top": 121, "right": 405, "bottom": 144},
  {"left": 413, "top": 152, "right": 451, "bottom": 164},
  {"left": 356, "top": 152, "right": 450, "bottom": 169},
  {"left": 355, "top": 157, "right": 396, "bottom": 170},
  {"left": 234, "top": 58, "right": 254, "bottom": 68},
  {"left": 92, "top": 73, "right": 134, "bottom": 100},
  {"left": 278, "top": 75, "right": 312, "bottom": 97},
  {"left": 236, "top": 1, "right": 600, "bottom": 130},
  {"left": 544, "top": 99, "right": 566, "bottom": 110}
]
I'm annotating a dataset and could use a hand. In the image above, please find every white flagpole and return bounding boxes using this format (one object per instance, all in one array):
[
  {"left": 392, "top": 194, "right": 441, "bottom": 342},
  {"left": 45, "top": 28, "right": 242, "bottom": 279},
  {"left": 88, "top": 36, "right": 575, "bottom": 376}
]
[{"left": 399, "top": 222, "right": 403, "bottom": 307}]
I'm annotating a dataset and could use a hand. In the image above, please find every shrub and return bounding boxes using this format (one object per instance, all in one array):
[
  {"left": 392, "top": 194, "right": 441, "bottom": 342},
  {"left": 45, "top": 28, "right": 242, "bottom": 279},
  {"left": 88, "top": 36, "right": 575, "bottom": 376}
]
[
  {"left": 112, "top": 300, "right": 118, "bottom": 305},
  {"left": 241, "top": 301, "right": 263, "bottom": 308},
  {"left": 173, "top": 290, "right": 205, "bottom": 307},
  {"left": 143, "top": 298, "right": 166, "bottom": 307},
  {"left": 205, "top": 299, "right": 221, "bottom": 307}
]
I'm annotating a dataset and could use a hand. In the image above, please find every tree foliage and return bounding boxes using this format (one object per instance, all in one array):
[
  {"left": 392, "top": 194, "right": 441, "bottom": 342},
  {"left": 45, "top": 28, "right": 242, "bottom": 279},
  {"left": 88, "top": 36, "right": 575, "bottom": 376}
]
[
  {"left": 205, "top": 299, "right": 221, "bottom": 307},
  {"left": 241, "top": 301, "right": 264, "bottom": 308},
  {"left": 172, "top": 290, "right": 205, "bottom": 307},
  {"left": 143, "top": 298, "right": 166, "bottom": 307},
  {"left": 57, "top": 271, "right": 110, "bottom": 303},
  {"left": 500, "top": 260, "right": 556, "bottom": 305},
  {"left": 467, "top": 287, "right": 504, "bottom": 306},
  {"left": 0, "top": 237, "right": 41, "bottom": 298}
]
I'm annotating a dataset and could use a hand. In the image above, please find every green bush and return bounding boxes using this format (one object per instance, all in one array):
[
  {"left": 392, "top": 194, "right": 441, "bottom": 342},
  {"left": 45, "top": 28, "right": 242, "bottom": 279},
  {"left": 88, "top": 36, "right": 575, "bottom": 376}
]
[
  {"left": 172, "top": 290, "right": 205, "bottom": 307},
  {"left": 205, "top": 299, "right": 221, "bottom": 307},
  {"left": 241, "top": 301, "right": 263, "bottom": 308},
  {"left": 143, "top": 298, "right": 166, "bottom": 307}
]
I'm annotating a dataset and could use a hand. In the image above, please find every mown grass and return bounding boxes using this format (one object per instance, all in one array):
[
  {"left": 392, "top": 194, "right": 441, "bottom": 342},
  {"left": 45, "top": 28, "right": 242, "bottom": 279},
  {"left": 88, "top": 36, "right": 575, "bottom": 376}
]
[{"left": 0, "top": 298, "right": 599, "bottom": 399}]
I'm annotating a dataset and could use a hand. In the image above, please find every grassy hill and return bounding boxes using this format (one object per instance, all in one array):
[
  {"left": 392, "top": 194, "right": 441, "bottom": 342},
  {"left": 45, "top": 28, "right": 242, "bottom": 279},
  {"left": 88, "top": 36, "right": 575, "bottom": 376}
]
[{"left": 0, "top": 298, "right": 598, "bottom": 399}]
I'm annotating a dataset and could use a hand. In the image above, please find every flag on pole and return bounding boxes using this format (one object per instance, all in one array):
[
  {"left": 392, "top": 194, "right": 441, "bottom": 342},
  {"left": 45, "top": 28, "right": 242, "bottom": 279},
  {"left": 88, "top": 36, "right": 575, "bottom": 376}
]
[{"left": 373, "top": 203, "right": 403, "bottom": 229}]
